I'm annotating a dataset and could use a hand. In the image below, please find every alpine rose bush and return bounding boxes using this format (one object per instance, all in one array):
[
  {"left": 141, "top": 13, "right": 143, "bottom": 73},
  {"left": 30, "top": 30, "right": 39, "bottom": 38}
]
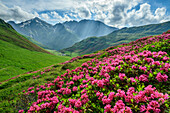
[{"left": 18, "top": 31, "right": 170, "bottom": 113}]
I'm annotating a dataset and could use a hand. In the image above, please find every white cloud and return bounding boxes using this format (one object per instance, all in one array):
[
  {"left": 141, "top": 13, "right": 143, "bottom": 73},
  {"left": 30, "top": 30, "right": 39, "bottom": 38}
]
[
  {"left": 49, "top": 11, "right": 73, "bottom": 23},
  {"left": 155, "top": 7, "right": 166, "bottom": 17},
  {"left": 0, "top": 0, "right": 169, "bottom": 27},
  {"left": 41, "top": 13, "right": 50, "bottom": 20},
  {"left": 1, "top": 0, "right": 78, "bottom": 12},
  {"left": 0, "top": 3, "right": 37, "bottom": 22},
  {"left": 122, "top": 3, "right": 168, "bottom": 27}
]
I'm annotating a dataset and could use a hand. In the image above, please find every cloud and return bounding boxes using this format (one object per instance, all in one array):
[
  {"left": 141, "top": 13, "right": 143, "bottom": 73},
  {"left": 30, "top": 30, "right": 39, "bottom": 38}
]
[
  {"left": 1, "top": 0, "right": 78, "bottom": 12},
  {"left": 81, "top": 0, "right": 169, "bottom": 28},
  {"left": 0, "top": 0, "right": 169, "bottom": 27},
  {"left": 46, "top": 11, "right": 73, "bottom": 23},
  {"left": 122, "top": 3, "right": 168, "bottom": 27},
  {"left": 41, "top": 13, "right": 50, "bottom": 20},
  {"left": 0, "top": 3, "right": 37, "bottom": 22},
  {"left": 74, "top": 6, "right": 91, "bottom": 19}
]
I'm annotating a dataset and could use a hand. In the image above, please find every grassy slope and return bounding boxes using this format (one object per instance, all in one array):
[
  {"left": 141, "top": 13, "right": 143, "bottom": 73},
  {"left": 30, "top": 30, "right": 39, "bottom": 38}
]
[
  {"left": 0, "top": 31, "right": 169, "bottom": 112},
  {"left": 0, "top": 19, "right": 51, "bottom": 54},
  {"left": 0, "top": 40, "right": 70, "bottom": 82},
  {"left": 0, "top": 19, "right": 71, "bottom": 82},
  {"left": 0, "top": 58, "right": 91, "bottom": 112},
  {"left": 61, "top": 21, "right": 170, "bottom": 55}
]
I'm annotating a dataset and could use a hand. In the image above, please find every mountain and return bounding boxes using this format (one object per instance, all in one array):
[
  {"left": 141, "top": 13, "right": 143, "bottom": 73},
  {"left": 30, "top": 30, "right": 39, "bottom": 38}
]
[
  {"left": 1, "top": 18, "right": 51, "bottom": 54},
  {"left": 0, "top": 18, "right": 70, "bottom": 82},
  {"left": 63, "top": 19, "right": 118, "bottom": 40},
  {"left": 8, "top": 18, "right": 117, "bottom": 50},
  {"left": 60, "top": 21, "right": 170, "bottom": 55},
  {"left": 8, "top": 17, "right": 79, "bottom": 50}
]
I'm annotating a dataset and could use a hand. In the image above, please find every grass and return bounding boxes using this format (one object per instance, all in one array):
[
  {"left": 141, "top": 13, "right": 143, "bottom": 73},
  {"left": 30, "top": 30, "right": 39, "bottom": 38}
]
[
  {"left": 0, "top": 23, "right": 51, "bottom": 54},
  {"left": 61, "top": 51, "right": 80, "bottom": 57},
  {"left": 0, "top": 20, "right": 71, "bottom": 82},
  {"left": 0, "top": 40, "right": 71, "bottom": 82},
  {"left": 0, "top": 32, "right": 169, "bottom": 113},
  {"left": 0, "top": 58, "right": 92, "bottom": 112}
]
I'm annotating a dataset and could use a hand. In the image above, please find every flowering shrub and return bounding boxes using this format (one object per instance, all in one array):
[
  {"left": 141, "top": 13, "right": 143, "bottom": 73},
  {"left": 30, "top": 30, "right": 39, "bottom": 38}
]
[{"left": 18, "top": 31, "right": 170, "bottom": 113}]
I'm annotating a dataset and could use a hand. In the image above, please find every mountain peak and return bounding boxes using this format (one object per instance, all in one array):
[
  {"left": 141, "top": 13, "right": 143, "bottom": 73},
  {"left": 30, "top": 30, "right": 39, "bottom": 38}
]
[{"left": 32, "top": 17, "right": 41, "bottom": 21}]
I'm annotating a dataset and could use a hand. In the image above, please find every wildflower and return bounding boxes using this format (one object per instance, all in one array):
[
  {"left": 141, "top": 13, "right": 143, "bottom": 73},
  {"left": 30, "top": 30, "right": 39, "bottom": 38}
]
[
  {"left": 18, "top": 109, "right": 24, "bottom": 113},
  {"left": 140, "top": 105, "right": 146, "bottom": 112},
  {"left": 139, "top": 74, "right": 148, "bottom": 82},
  {"left": 119, "top": 73, "right": 126, "bottom": 80},
  {"left": 156, "top": 72, "right": 168, "bottom": 82},
  {"left": 72, "top": 86, "right": 78, "bottom": 92},
  {"left": 75, "top": 99, "right": 82, "bottom": 108}
]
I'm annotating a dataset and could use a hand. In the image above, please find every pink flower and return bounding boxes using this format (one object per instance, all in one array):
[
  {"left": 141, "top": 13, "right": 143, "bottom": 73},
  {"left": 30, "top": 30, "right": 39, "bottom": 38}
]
[
  {"left": 96, "top": 91, "right": 100, "bottom": 97},
  {"left": 108, "top": 92, "right": 115, "bottom": 100},
  {"left": 162, "top": 56, "right": 169, "bottom": 61},
  {"left": 139, "top": 74, "right": 148, "bottom": 82},
  {"left": 118, "top": 65, "right": 121, "bottom": 70},
  {"left": 72, "top": 86, "right": 78, "bottom": 92},
  {"left": 102, "top": 96, "right": 111, "bottom": 104},
  {"left": 124, "top": 106, "right": 132, "bottom": 113},
  {"left": 132, "top": 65, "right": 137, "bottom": 69},
  {"left": 144, "top": 85, "right": 156, "bottom": 94},
  {"left": 158, "top": 98, "right": 165, "bottom": 104},
  {"left": 18, "top": 109, "right": 24, "bottom": 113},
  {"left": 113, "top": 100, "right": 125, "bottom": 112},
  {"left": 30, "top": 90, "right": 35, "bottom": 93},
  {"left": 104, "top": 104, "right": 111, "bottom": 113},
  {"left": 36, "top": 88, "right": 40, "bottom": 91},
  {"left": 147, "top": 100, "right": 160, "bottom": 112},
  {"left": 97, "top": 80, "right": 104, "bottom": 88},
  {"left": 163, "top": 93, "right": 169, "bottom": 100},
  {"left": 116, "top": 89, "right": 126, "bottom": 98},
  {"left": 140, "top": 105, "right": 146, "bottom": 112},
  {"left": 139, "top": 66, "right": 147, "bottom": 72},
  {"left": 119, "top": 73, "right": 126, "bottom": 80},
  {"left": 156, "top": 72, "right": 168, "bottom": 82},
  {"left": 28, "top": 87, "right": 34, "bottom": 91},
  {"left": 69, "top": 99, "right": 76, "bottom": 105},
  {"left": 130, "top": 77, "right": 136, "bottom": 83},
  {"left": 75, "top": 99, "right": 82, "bottom": 108}
]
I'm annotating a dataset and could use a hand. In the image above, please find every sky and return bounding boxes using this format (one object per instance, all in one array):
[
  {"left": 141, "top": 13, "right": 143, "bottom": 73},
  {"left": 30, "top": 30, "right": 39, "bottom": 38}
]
[{"left": 0, "top": 0, "right": 169, "bottom": 28}]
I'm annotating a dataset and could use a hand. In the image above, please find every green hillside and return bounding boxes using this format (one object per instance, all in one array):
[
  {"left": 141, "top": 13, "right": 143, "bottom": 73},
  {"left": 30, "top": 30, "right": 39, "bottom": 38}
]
[
  {"left": 0, "top": 30, "right": 169, "bottom": 113},
  {"left": 0, "top": 19, "right": 51, "bottom": 54},
  {"left": 61, "top": 21, "right": 170, "bottom": 55},
  {"left": 0, "top": 19, "right": 71, "bottom": 82}
]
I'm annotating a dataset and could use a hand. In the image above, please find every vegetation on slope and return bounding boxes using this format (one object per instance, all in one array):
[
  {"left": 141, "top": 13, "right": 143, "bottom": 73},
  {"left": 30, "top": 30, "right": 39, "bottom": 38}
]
[
  {"left": 0, "top": 18, "right": 52, "bottom": 54},
  {"left": 0, "top": 19, "right": 71, "bottom": 82},
  {"left": 61, "top": 21, "right": 170, "bottom": 55},
  {"left": 0, "top": 30, "right": 169, "bottom": 113}
]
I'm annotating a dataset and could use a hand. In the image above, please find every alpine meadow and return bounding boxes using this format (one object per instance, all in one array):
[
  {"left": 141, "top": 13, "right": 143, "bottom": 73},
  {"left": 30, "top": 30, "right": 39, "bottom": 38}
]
[{"left": 0, "top": 0, "right": 170, "bottom": 113}]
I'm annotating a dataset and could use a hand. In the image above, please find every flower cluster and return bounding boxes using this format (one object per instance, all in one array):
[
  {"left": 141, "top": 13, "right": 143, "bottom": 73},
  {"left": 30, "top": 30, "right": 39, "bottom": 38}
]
[{"left": 19, "top": 31, "right": 170, "bottom": 113}]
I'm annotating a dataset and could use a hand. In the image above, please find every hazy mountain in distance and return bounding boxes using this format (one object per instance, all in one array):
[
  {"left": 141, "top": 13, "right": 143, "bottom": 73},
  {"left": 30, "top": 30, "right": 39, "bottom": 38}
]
[
  {"left": 63, "top": 19, "right": 118, "bottom": 40},
  {"left": 60, "top": 21, "right": 170, "bottom": 55},
  {"left": 8, "top": 17, "right": 79, "bottom": 50},
  {"left": 8, "top": 18, "right": 118, "bottom": 50}
]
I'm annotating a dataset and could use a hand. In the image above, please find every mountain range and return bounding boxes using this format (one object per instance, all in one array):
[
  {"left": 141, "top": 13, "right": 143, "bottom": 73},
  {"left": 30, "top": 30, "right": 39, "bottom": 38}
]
[
  {"left": 63, "top": 20, "right": 117, "bottom": 40},
  {"left": 60, "top": 21, "right": 170, "bottom": 55},
  {"left": 8, "top": 18, "right": 117, "bottom": 50}
]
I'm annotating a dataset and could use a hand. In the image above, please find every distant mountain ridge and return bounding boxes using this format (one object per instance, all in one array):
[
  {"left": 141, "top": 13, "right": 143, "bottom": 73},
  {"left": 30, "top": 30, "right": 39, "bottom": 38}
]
[
  {"left": 63, "top": 19, "right": 118, "bottom": 40},
  {"left": 8, "top": 17, "right": 79, "bottom": 50},
  {"left": 8, "top": 18, "right": 117, "bottom": 50},
  {"left": 60, "top": 21, "right": 170, "bottom": 55}
]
